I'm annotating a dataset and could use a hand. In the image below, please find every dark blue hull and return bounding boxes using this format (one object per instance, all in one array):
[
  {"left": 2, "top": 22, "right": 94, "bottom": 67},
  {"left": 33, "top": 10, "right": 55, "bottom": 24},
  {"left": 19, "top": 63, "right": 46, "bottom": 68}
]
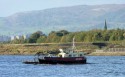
[{"left": 38, "top": 57, "right": 86, "bottom": 64}]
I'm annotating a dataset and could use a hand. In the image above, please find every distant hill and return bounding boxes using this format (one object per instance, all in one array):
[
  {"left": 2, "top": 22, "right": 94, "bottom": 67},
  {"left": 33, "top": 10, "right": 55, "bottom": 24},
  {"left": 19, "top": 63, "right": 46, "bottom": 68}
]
[{"left": 0, "top": 4, "right": 125, "bottom": 35}]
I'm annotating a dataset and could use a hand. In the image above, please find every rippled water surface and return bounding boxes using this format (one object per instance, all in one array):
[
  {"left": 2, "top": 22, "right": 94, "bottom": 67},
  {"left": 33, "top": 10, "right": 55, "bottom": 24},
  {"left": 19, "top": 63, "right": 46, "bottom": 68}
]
[{"left": 0, "top": 55, "right": 125, "bottom": 77}]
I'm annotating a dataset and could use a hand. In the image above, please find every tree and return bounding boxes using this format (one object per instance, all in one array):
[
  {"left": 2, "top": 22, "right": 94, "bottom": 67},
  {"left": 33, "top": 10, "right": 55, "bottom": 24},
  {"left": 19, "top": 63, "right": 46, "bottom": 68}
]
[
  {"left": 74, "top": 32, "right": 85, "bottom": 42},
  {"left": 84, "top": 31, "right": 93, "bottom": 42},
  {"left": 109, "top": 33, "right": 115, "bottom": 41},
  {"left": 60, "top": 33, "right": 75, "bottom": 43},
  {"left": 102, "top": 31, "right": 110, "bottom": 41},
  {"left": 28, "top": 31, "right": 43, "bottom": 43},
  {"left": 37, "top": 36, "right": 47, "bottom": 43},
  {"left": 92, "top": 32, "right": 102, "bottom": 41},
  {"left": 56, "top": 30, "right": 69, "bottom": 36}
]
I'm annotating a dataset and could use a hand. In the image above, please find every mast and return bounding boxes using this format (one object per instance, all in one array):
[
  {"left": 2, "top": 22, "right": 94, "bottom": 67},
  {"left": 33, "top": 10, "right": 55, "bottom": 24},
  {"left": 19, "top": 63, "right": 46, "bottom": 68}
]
[{"left": 72, "top": 37, "right": 76, "bottom": 51}]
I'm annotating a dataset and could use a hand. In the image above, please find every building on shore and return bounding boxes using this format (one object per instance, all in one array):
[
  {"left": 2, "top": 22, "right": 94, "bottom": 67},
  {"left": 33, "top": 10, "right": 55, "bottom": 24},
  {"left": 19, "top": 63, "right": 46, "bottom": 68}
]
[
  {"left": 0, "top": 35, "right": 11, "bottom": 42},
  {"left": 11, "top": 34, "right": 30, "bottom": 41}
]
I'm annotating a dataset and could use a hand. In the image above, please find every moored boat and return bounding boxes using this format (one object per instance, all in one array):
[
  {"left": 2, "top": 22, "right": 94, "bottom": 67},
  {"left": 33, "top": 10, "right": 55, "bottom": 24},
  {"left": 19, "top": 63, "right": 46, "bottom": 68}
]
[
  {"left": 23, "top": 38, "right": 87, "bottom": 64},
  {"left": 38, "top": 56, "right": 86, "bottom": 64},
  {"left": 37, "top": 38, "right": 87, "bottom": 64}
]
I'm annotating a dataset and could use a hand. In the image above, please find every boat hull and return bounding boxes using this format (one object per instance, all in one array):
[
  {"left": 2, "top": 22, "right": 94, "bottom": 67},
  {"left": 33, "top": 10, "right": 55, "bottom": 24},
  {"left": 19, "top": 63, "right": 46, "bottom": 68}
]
[
  {"left": 23, "top": 61, "right": 39, "bottom": 64},
  {"left": 38, "top": 57, "right": 86, "bottom": 64}
]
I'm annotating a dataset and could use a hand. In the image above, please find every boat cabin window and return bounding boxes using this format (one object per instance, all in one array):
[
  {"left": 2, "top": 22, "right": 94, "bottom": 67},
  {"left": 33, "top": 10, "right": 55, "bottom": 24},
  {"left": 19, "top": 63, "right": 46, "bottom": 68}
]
[
  {"left": 80, "top": 54, "right": 82, "bottom": 56},
  {"left": 69, "top": 55, "right": 72, "bottom": 57},
  {"left": 59, "top": 55, "right": 62, "bottom": 57},
  {"left": 73, "top": 54, "right": 76, "bottom": 57}
]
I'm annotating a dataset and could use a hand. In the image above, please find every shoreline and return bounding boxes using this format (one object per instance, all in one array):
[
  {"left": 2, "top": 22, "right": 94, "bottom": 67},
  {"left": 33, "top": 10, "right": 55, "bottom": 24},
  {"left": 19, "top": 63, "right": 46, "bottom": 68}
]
[
  {"left": 88, "top": 52, "right": 125, "bottom": 56},
  {"left": 0, "top": 44, "right": 125, "bottom": 56},
  {"left": 1, "top": 52, "right": 125, "bottom": 56}
]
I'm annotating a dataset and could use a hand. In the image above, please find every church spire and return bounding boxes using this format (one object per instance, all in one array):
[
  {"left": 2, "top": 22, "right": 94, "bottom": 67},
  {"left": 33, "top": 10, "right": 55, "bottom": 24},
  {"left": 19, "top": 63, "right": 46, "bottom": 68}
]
[{"left": 104, "top": 19, "right": 107, "bottom": 30}]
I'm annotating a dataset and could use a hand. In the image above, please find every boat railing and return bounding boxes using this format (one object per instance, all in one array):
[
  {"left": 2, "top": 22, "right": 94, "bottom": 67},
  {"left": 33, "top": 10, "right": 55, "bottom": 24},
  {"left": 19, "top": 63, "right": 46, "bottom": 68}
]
[
  {"left": 34, "top": 57, "right": 39, "bottom": 62},
  {"left": 38, "top": 54, "right": 46, "bottom": 59}
]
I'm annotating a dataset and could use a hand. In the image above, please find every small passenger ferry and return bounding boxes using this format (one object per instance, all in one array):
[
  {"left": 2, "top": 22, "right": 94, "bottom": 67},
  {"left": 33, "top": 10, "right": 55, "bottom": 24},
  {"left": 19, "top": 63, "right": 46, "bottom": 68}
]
[
  {"left": 24, "top": 38, "right": 87, "bottom": 64},
  {"left": 37, "top": 38, "right": 86, "bottom": 64}
]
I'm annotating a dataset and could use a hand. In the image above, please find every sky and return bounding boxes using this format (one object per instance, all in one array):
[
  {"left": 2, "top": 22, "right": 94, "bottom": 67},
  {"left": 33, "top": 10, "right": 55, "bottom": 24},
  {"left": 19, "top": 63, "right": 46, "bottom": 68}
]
[{"left": 0, "top": 0, "right": 125, "bottom": 17}]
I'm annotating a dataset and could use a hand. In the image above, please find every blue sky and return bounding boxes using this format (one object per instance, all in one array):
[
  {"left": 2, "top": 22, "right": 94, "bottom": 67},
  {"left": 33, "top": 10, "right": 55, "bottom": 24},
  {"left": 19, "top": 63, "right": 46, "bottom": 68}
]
[{"left": 0, "top": 0, "right": 125, "bottom": 17}]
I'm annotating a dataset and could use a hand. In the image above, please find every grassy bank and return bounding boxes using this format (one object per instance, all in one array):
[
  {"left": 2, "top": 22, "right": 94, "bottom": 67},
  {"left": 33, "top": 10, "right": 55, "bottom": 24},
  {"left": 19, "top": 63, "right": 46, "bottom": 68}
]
[
  {"left": 0, "top": 43, "right": 125, "bottom": 56},
  {"left": 88, "top": 52, "right": 125, "bottom": 56},
  {"left": 0, "top": 44, "right": 59, "bottom": 55},
  {"left": 0, "top": 43, "right": 96, "bottom": 55}
]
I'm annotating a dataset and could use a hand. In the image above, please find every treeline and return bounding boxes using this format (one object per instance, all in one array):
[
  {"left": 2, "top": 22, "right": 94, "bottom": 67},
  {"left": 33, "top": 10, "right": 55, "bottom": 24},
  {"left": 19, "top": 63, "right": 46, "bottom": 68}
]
[{"left": 10, "top": 29, "right": 125, "bottom": 44}]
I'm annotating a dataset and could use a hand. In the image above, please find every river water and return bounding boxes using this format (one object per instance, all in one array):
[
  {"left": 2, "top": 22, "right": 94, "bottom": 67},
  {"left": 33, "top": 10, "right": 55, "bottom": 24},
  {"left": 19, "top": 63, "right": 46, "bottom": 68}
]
[{"left": 0, "top": 55, "right": 125, "bottom": 77}]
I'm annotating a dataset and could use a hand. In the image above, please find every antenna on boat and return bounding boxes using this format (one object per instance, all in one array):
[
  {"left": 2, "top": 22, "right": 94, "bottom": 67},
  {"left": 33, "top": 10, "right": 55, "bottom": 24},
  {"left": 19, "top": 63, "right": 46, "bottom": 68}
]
[{"left": 72, "top": 37, "right": 76, "bottom": 50}]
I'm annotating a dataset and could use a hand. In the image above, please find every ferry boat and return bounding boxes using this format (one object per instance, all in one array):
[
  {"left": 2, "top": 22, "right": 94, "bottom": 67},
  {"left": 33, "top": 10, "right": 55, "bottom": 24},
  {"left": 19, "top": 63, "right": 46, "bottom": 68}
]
[{"left": 37, "top": 38, "right": 86, "bottom": 64}]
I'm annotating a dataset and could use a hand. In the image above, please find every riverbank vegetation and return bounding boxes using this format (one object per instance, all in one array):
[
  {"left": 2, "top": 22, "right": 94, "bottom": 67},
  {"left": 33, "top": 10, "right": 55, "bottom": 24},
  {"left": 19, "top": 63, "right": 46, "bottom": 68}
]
[
  {"left": 10, "top": 29, "right": 125, "bottom": 45},
  {"left": 0, "top": 28, "right": 125, "bottom": 55}
]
